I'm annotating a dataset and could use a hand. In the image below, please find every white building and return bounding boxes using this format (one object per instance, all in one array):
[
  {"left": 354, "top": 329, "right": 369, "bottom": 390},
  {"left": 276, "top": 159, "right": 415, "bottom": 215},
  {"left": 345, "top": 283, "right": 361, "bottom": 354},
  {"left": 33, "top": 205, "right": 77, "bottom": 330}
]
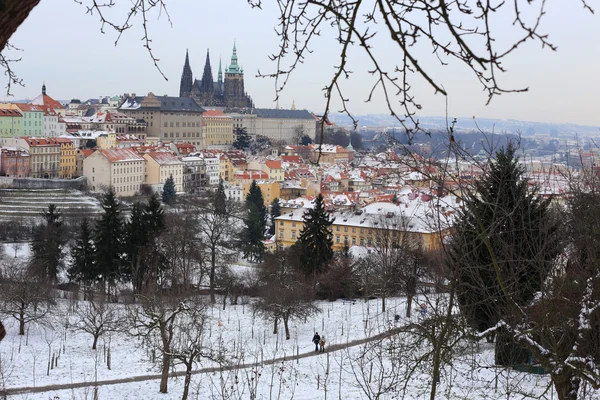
[
  {"left": 223, "top": 181, "right": 244, "bottom": 203},
  {"left": 83, "top": 148, "right": 146, "bottom": 197}
]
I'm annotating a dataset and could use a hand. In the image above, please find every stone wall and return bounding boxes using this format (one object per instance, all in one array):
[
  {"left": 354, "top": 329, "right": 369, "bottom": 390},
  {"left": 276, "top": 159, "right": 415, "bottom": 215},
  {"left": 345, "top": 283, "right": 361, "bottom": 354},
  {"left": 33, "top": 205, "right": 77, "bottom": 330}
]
[{"left": 0, "top": 176, "right": 87, "bottom": 190}]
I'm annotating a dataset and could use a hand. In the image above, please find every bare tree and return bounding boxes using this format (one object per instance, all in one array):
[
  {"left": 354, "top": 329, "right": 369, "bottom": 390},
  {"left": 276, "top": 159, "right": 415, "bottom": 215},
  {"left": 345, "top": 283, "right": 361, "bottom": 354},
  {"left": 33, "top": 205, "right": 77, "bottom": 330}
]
[
  {"left": 70, "top": 294, "right": 125, "bottom": 350},
  {"left": 0, "top": 260, "right": 53, "bottom": 335},
  {"left": 253, "top": 249, "right": 320, "bottom": 340},
  {"left": 129, "top": 291, "right": 191, "bottom": 394},
  {"left": 368, "top": 215, "right": 424, "bottom": 315}
]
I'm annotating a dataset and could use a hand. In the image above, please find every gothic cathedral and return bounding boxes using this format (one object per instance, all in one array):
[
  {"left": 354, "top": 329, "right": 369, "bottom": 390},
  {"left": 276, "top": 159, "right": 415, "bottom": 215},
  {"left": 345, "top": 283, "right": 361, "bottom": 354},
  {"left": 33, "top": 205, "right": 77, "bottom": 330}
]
[{"left": 179, "top": 43, "right": 253, "bottom": 109}]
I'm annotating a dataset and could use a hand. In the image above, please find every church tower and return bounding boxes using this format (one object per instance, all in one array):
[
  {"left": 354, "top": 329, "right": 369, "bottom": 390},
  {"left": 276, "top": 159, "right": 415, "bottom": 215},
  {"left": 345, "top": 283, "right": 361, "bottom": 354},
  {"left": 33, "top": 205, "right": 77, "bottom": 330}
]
[
  {"left": 179, "top": 50, "right": 193, "bottom": 97},
  {"left": 199, "top": 49, "right": 214, "bottom": 94},
  {"left": 224, "top": 41, "right": 251, "bottom": 108}
]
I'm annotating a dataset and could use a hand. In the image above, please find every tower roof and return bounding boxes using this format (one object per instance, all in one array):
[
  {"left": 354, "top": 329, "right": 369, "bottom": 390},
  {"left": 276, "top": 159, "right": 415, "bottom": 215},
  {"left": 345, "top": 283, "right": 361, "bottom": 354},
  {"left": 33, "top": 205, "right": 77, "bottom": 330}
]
[
  {"left": 179, "top": 49, "right": 193, "bottom": 97},
  {"left": 199, "top": 49, "right": 215, "bottom": 93},
  {"left": 227, "top": 41, "right": 242, "bottom": 74}
]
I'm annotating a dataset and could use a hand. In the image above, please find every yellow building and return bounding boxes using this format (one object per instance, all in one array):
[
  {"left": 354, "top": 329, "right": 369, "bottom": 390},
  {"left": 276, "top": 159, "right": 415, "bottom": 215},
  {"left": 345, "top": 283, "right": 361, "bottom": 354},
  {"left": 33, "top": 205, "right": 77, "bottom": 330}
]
[
  {"left": 143, "top": 151, "right": 184, "bottom": 193},
  {"left": 275, "top": 204, "right": 447, "bottom": 251},
  {"left": 203, "top": 110, "right": 234, "bottom": 149},
  {"left": 56, "top": 138, "right": 77, "bottom": 179},
  {"left": 97, "top": 132, "right": 117, "bottom": 149},
  {"left": 242, "top": 180, "right": 281, "bottom": 206}
]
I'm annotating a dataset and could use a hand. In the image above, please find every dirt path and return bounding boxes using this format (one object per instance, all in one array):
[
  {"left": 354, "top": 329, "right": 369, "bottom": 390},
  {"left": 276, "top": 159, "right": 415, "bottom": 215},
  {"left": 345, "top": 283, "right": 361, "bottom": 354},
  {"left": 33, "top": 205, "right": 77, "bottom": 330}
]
[{"left": 3, "top": 326, "right": 410, "bottom": 397}]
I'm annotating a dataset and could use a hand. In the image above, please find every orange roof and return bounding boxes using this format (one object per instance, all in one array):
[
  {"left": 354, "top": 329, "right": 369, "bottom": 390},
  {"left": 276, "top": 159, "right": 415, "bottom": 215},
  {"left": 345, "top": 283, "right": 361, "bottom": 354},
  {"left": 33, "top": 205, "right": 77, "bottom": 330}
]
[
  {"left": 81, "top": 149, "right": 94, "bottom": 158},
  {"left": 31, "top": 94, "right": 64, "bottom": 111},
  {"left": 55, "top": 138, "right": 73, "bottom": 144},
  {"left": 265, "top": 160, "right": 282, "bottom": 170},
  {"left": 0, "top": 108, "right": 22, "bottom": 117},
  {"left": 202, "top": 109, "right": 228, "bottom": 117},
  {"left": 281, "top": 155, "right": 303, "bottom": 164},
  {"left": 14, "top": 104, "right": 43, "bottom": 112},
  {"left": 100, "top": 148, "right": 144, "bottom": 163},
  {"left": 24, "top": 137, "right": 59, "bottom": 146}
]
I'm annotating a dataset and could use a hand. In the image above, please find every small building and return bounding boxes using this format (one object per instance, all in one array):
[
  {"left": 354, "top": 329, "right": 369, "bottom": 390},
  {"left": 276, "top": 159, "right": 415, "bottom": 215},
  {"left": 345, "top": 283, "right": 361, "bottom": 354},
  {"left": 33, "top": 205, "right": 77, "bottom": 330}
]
[
  {"left": 143, "top": 151, "right": 184, "bottom": 193},
  {"left": 0, "top": 147, "right": 31, "bottom": 177},
  {"left": 56, "top": 138, "right": 77, "bottom": 179},
  {"left": 83, "top": 148, "right": 146, "bottom": 196}
]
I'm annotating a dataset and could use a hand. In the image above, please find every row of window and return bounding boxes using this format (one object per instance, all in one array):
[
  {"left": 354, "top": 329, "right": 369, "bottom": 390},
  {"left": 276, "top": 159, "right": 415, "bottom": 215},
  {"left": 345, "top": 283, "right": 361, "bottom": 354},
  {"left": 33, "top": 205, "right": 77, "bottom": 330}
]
[{"left": 164, "top": 121, "right": 201, "bottom": 128}]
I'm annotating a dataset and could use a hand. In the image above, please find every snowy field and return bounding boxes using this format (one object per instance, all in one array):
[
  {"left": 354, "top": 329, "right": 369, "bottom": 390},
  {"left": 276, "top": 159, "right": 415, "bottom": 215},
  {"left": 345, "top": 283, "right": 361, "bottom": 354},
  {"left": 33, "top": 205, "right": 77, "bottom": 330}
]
[{"left": 2, "top": 291, "right": 596, "bottom": 400}]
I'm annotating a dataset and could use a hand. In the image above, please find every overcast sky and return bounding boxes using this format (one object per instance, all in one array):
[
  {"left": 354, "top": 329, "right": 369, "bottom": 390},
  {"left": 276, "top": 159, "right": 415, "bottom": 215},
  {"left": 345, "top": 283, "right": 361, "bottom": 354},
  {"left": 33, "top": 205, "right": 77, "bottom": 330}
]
[{"left": 3, "top": 0, "right": 599, "bottom": 126}]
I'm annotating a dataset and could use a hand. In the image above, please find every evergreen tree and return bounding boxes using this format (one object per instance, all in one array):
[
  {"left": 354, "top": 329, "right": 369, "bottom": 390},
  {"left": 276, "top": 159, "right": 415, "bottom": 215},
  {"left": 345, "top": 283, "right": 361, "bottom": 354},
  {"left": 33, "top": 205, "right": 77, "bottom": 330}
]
[
  {"left": 162, "top": 175, "right": 177, "bottom": 205},
  {"left": 214, "top": 179, "right": 228, "bottom": 216},
  {"left": 242, "top": 203, "right": 266, "bottom": 262},
  {"left": 232, "top": 127, "right": 251, "bottom": 150},
  {"left": 68, "top": 218, "right": 96, "bottom": 284},
  {"left": 447, "top": 144, "right": 560, "bottom": 364},
  {"left": 295, "top": 194, "right": 334, "bottom": 276},
  {"left": 242, "top": 182, "right": 267, "bottom": 262},
  {"left": 30, "top": 204, "right": 65, "bottom": 283},
  {"left": 125, "top": 194, "right": 166, "bottom": 292},
  {"left": 269, "top": 198, "right": 281, "bottom": 236},
  {"left": 94, "top": 190, "right": 125, "bottom": 294},
  {"left": 246, "top": 180, "right": 267, "bottom": 225}
]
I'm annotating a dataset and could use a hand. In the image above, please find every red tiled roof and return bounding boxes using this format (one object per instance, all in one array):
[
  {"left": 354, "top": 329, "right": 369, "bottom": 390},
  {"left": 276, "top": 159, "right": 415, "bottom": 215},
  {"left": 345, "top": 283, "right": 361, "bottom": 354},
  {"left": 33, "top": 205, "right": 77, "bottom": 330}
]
[
  {"left": 14, "top": 104, "right": 43, "bottom": 112},
  {"left": 234, "top": 169, "right": 269, "bottom": 180},
  {"left": 31, "top": 94, "right": 65, "bottom": 110},
  {"left": 100, "top": 148, "right": 144, "bottom": 163},
  {"left": 81, "top": 149, "right": 94, "bottom": 158},
  {"left": 0, "top": 108, "right": 22, "bottom": 117},
  {"left": 203, "top": 109, "right": 228, "bottom": 117},
  {"left": 25, "top": 137, "right": 59, "bottom": 146},
  {"left": 265, "top": 160, "right": 282, "bottom": 169},
  {"left": 145, "top": 151, "right": 182, "bottom": 165},
  {"left": 281, "top": 155, "right": 303, "bottom": 164}
]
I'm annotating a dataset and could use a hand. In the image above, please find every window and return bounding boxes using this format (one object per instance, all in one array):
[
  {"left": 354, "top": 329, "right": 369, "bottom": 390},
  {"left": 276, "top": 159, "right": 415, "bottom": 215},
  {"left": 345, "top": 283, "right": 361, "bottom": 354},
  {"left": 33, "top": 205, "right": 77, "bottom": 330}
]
[
  {"left": 352, "top": 237, "right": 356, "bottom": 245},
  {"left": 291, "top": 231, "right": 296, "bottom": 239},
  {"left": 280, "top": 221, "right": 284, "bottom": 226},
  {"left": 336, "top": 236, "right": 340, "bottom": 243},
  {"left": 352, "top": 228, "right": 356, "bottom": 233},
  {"left": 336, "top": 226, "right": 340, "bottom": 231},
  {"left": 344, "top": 227, "right": 348, "bottom": 232},
  {"left": 279, "top": 231, "right": 284, "bottom": 238}
]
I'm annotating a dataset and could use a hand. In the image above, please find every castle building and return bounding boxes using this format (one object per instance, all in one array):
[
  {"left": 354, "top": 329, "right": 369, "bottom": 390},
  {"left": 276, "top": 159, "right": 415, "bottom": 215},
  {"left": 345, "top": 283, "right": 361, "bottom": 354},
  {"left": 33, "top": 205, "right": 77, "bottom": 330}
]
[{"left": 179, "top": 43, "right": 253, "bottom": 109}]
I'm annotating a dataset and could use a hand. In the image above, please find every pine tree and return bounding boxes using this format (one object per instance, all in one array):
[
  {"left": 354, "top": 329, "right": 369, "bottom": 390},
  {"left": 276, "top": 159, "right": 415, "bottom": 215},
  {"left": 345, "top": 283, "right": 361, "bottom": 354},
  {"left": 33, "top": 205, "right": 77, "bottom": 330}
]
[
  {"left": 295, "top": 194, "right": 334, "bottom": 276},
  {"left": 162, "top": 175, "right": 177, "bottom": 205},
  {"left": 447, "top": 144, "right": 560, "bottom": 365},
  {"left": 30, "top": 204, "right": 65, "bottom": 283},
  {"left": 68, "top": 218, "right": 96, "bottom": 284},
  {"left": 94, "top": 190, "right": 125, "bottom": 294},
  {"left": 242, "top": 203, "right": 266, "bottom": 262},
  {"left": 246, "top": 180, "right": 267, "bottom": 226},
  {"left": 214, "top": 179, "right": 227, "bottom": 216},
  {"left": 232, "top": 127, "right": 251, "bottom": 150},
  {"left": 269, "top": 198, "right": 281, "bottom": 236},
  {"left": 144, "top": 192, "right": 166, "bottom": 235}
]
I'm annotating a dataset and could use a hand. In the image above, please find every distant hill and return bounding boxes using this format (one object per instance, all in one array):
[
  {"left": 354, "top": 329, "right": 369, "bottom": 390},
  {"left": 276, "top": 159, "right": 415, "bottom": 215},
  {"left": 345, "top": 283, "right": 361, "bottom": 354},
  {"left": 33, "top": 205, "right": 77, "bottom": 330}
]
[{"left": 330, "top": 114, "right": 600, "bottom": 137}]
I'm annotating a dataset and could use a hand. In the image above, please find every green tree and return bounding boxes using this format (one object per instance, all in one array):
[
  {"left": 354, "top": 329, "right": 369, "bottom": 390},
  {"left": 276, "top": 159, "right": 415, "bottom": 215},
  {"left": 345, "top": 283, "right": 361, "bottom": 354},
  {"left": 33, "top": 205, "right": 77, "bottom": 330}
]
[
  {"left": 162, "top": 175, "right": 176, "bottom": 205},
  {"left": 447, "top": 144, "right": 560, "bottom": 365},
  {"left": 232, "top": 127, "right": 251, "bottom": 150},
  {"left": 125, "top": 194, "right": 166, "bottom": 293},
  {"left": 68, "top": 218, "right": 96, "bottom": 285},
  {"left": 242, "top": 203, "right": 266, "bottom": 262},
  {"left": 214, "top": 179, "right": 227, "bottom": 216},
  {"left": 94, "top": 190, "right": 125, "bottom": 295},
  {"left": 29, "top": 204, "right": 65, "bottom": 283},
  {"left": 295, "top": 193, "right": 334, "bottom": 277},
  {"left": 300, "top": 135, "right": 313, "bottom": 146},
  {"left": 246, "top": 180, "right": 267, "bottom": 228},
  {"left": 269, "top": 198, "right": 281, "bottom": 236}
]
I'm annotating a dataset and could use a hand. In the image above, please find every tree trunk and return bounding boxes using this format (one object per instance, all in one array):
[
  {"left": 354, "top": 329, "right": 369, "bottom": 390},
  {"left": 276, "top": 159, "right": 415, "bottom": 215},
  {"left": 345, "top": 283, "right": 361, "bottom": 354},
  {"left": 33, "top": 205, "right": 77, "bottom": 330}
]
[
  {"left": 273, "top": 317, "right": 278, "bottom": 334},
  {"left": 19, "top": 307, "right": 25, "bottom": 335},
  {"left": 283, "top": 314, "right": 290, "bottom": 340},
  {"left": 92, "top": 333, "right": 99, "bottom": 350},
  {"left": 222, "top": 293, "right": 227, "bottom": 310},
  {"left": 159, "top": 352, "right": 170, "bottom": 393},
  {"left": 210, "top": 247, "right": 216, "bottom": 304},
  {"left": 182, "top": 363, "right": 193, "bottom": 400},
  {"left": 381, "top": 293, "right": 386, "bottom": 313},
  {"left": 406, "top": 295, "right": 413, "bottom": 318},
  {"left": 553, "top": 372, "right": 580, "bottom": 400},
  {"left": 0, "top": 0, "right": 41, "bottom": 53}
]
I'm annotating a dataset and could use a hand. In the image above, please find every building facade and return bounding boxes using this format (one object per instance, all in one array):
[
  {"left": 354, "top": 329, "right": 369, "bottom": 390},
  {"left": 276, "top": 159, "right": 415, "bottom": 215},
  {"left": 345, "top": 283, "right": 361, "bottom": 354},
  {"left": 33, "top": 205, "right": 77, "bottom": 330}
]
[
  {"left": 143, "top": 151, "right": 184, "bottom": 193},
  {"left": 0, "top": 148, "right": 30, "bottom": 177},
  {"left": 119, "top": 93, "right": 204, "bottom": 148},
  {"left": 0, "top": 108, "right": 23, "bottom": 139},
  {"left": 203, "top": 110, "right": 234, "bottom": 149},
  {"left": 83, "top": 148, "right": 146, "bottom": 196},
  {"left": 56, "top": 138, "right": 77, "bottom": 179}
]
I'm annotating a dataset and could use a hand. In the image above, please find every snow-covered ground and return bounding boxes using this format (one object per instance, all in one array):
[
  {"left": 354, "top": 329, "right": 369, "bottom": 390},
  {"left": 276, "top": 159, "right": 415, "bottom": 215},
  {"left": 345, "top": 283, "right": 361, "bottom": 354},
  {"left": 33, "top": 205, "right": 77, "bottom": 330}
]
[{"left": 2, "top": 291, "right": 595, "bottom": 400}]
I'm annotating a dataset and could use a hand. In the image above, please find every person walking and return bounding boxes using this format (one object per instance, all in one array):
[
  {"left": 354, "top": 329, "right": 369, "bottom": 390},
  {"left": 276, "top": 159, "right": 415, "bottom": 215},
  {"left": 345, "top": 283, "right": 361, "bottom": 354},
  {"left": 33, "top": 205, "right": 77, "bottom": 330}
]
[
  {"left": 312, "top": 332, "right": 321, "bottom": 352},
  {"left": 319, "top": 335, "right": 326, "bottom": 352}
]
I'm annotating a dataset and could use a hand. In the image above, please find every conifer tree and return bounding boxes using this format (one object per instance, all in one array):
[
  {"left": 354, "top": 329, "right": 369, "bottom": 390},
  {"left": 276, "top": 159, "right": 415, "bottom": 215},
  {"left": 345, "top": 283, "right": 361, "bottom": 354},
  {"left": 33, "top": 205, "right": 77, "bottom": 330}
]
[
  {"left": 30, "top": 204, "right": 65, "bottom": 283},
  {"left": 447, "top": 144, "right": 560, "bottom": 365},
  {"left": 242, "top": 203, "right": 266, "bottom": 262},
  {"left": 162, "top": 175, "right": 177, "bottom": 205},
  {"left": 68, "top": 218, "right": 96, "bottom": 284},
  {"left": 232, "top": 127, "right": 251, "bottom": 150},
  {"left": 94, "top": 190, "right": 125, "bottom": 294},
  {"left": 269, "top": 197, "right": 281, "bottom": 236},
  {"left": 214, "top": 179, "right": 228, "bottom": 216},
  {"left": 246, "top": 180, "right": 267, "bottom": 226},
  {"left": 295, "top": 194, "right": 334, "bottom": 276}
]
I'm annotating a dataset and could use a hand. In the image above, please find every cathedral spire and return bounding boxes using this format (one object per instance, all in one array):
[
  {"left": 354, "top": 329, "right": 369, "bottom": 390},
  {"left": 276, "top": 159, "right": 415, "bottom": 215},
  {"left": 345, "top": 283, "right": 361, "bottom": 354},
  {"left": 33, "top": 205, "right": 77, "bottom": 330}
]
[
  {"left": 218, "top": 58, "right": 223, "bottom": 85},
  {"left": 291, "top": 99, "right": 296, "bottom": 110},
  {"left": 227, "top": 41, "right": 241, "bottom": 74},
  {"left": 42, "top": 82, "right": 47, "bottom": 96},
  {"left": 179, "top": 49, "right": 193, "bottom": 97},
  {"left": 199, "top": 49, "right": 215, "bottom": 94}
]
